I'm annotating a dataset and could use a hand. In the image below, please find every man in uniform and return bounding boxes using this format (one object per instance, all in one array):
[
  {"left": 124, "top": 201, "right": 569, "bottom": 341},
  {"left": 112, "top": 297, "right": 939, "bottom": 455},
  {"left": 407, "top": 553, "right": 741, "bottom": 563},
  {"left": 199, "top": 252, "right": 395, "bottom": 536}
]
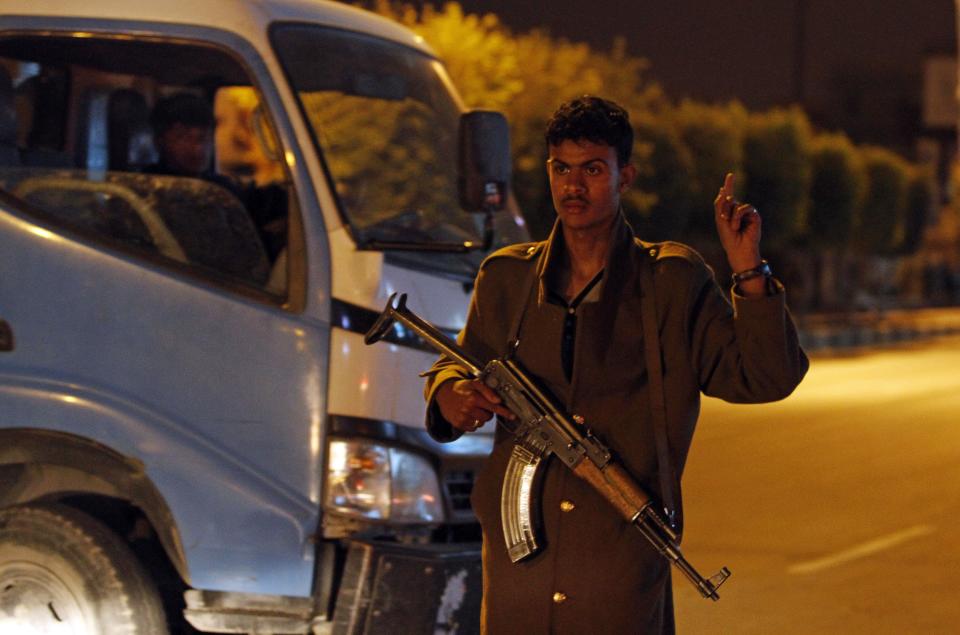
[{"left": 424, "top": 96, "right": 808, "bottom": 633}]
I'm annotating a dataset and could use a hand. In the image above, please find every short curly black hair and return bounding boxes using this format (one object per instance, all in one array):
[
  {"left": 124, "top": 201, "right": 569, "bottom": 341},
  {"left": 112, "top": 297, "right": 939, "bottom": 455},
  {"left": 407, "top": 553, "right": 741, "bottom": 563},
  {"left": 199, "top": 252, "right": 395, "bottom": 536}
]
[
  {"left": 151, "top": 92, "right": 214, "bottom": 136},
  {"left": 545, "top": 96, "right": 633, "bottom": 166}
]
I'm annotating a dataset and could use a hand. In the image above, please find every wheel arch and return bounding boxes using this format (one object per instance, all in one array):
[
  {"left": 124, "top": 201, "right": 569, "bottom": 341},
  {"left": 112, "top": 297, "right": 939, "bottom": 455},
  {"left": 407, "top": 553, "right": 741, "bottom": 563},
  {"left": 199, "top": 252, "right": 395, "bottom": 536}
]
[{"left": 0, "top": 427, "right": 190, "bottom": 585}]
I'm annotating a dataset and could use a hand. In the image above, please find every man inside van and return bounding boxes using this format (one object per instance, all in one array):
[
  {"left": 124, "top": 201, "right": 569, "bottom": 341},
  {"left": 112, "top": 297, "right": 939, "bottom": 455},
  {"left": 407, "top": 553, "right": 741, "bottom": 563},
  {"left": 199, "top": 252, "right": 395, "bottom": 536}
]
[
  {"left": 146, "top": 92, "right": 287, "bottom": 261},
  {"left": 146, "top": 92, "right": 234, "bottom": 186},
  {"left": 423, "top": 95, "right": 808, "bottom": 633}
]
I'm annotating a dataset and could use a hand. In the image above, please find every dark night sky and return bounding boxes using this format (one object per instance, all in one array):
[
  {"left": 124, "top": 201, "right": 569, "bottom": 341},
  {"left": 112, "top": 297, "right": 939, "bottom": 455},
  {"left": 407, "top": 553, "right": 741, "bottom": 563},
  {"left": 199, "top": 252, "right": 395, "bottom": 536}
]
[{"left": 451, "top": 0, "right": 957, "bottom": 116}]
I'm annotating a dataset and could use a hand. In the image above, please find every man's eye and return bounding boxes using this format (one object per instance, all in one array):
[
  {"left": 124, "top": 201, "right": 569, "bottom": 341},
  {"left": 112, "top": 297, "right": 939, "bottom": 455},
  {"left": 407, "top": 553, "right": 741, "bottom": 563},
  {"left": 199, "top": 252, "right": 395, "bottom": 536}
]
[
  {"left": 585, "top": 165, "right": 603, "bottom": 176},
  {"left": 553, "top": 164, "right": 570, "bottom": 175}
]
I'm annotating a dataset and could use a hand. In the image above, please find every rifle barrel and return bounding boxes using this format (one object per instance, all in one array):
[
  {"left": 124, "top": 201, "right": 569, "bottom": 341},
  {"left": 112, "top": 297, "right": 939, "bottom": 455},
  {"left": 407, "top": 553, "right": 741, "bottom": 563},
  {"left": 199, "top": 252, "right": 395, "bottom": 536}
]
[{"left": 366, "top": 293, "right": 483, "bottom": 376}]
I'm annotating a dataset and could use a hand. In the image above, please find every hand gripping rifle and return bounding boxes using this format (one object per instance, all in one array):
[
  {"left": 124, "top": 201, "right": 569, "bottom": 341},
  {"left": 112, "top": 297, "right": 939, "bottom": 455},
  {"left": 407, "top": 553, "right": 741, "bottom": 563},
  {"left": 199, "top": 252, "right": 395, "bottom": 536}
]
[{"left": 365, "top": 293, "right": 731, "bottom": 600}]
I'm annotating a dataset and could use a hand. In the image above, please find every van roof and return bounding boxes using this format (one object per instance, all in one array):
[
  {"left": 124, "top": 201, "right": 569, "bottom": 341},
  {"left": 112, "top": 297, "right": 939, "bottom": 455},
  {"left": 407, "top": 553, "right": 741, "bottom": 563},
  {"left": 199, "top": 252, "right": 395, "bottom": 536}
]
[{"left": 0, "top": 0, "right": 433, "bottom": 56}]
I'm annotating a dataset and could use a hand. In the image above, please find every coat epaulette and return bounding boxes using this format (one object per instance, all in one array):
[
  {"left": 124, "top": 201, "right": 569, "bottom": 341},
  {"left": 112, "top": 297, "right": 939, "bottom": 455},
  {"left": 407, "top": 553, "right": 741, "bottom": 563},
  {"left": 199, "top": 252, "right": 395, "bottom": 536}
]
[
  {"left": 635, "top": 238, "right": 707, "bottom": 267},
  {"left": 479, "top": 241, "right": 544, "bottom": 271}
]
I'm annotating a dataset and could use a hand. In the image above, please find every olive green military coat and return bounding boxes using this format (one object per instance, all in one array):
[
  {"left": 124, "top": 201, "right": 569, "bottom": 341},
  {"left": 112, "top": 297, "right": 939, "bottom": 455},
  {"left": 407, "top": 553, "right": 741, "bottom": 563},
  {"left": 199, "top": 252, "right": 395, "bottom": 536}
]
[{"left": 425, "top": 215, "right": 808, "bottom": 634}]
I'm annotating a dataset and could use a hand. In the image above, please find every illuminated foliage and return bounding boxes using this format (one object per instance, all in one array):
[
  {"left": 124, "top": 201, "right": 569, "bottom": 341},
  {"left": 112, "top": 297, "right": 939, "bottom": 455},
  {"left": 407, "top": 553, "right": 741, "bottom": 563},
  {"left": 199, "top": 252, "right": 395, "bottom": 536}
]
[
  {"left": 375, "top": 1, "right": 524, "bottom": 111},
  {"left": 301, "top": 92, "right": 455, "bottom": 231},
  {"left": 369, "top": 1, "right": 932, "bottom": 266},
  {"left": 372, "top": 1, "right": 664, "bottom": 238},
  {"left": 214, "top": 87, "right": 284, "bottom": 186}
]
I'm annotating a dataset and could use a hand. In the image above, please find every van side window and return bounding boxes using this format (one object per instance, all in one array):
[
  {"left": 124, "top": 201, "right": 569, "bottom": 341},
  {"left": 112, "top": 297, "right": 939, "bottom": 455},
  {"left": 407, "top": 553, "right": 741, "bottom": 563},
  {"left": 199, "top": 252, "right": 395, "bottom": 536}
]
[{"left": 0, "top": 36, "right": 292, "bottom": 298}]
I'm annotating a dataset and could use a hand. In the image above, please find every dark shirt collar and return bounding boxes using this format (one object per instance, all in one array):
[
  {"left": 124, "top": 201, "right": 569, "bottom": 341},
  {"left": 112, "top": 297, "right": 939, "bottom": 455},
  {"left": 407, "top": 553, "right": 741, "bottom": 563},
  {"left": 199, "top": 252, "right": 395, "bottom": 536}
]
[{"left": 546, "top": 268, "right": 605, "bottom": 309}]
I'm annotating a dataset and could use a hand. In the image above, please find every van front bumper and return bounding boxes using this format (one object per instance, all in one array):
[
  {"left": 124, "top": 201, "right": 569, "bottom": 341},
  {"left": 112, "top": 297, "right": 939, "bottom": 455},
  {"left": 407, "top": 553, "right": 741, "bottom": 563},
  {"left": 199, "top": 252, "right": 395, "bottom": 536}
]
[
  {"left": 184, "top": 539, "right": 482, "bottom": 634},
  {"left": 329, "top": 539, "right": 482, "bottom": 635}
]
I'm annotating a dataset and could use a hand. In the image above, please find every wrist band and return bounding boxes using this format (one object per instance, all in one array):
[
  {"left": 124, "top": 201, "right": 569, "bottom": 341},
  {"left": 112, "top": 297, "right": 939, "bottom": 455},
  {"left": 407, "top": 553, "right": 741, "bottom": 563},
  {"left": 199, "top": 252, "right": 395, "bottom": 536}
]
[{"left": 731, "top": 259, "right": 772, "bottom": 285}]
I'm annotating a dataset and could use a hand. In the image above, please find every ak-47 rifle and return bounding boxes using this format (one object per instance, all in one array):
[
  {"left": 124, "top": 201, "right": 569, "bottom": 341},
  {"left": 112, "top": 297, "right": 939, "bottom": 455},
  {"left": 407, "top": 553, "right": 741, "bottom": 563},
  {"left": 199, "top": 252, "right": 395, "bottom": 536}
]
[{"left": 364, "top": 293, "right": 731, "bottom": 600}]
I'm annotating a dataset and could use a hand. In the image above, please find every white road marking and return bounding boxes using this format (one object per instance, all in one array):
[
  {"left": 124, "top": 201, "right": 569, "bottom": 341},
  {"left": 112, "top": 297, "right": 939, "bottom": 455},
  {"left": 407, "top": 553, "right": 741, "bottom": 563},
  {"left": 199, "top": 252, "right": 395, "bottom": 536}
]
[{"left": 787, "top": 525, "right": 935, "bottom": 575}]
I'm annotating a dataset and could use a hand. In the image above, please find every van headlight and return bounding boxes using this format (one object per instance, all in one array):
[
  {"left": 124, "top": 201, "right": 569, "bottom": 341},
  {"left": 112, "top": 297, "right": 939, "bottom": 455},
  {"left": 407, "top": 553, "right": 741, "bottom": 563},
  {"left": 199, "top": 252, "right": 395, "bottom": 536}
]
[{"left": 325, "top": 438, "right": 444, "bottom": 523}]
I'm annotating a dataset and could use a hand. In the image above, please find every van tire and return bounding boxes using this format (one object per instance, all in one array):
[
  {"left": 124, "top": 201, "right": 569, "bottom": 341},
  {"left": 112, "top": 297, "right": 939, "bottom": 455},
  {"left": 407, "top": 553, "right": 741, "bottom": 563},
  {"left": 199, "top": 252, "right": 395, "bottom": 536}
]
[{"left": 0, "top": 502, "right": 169, "bottom": 634}]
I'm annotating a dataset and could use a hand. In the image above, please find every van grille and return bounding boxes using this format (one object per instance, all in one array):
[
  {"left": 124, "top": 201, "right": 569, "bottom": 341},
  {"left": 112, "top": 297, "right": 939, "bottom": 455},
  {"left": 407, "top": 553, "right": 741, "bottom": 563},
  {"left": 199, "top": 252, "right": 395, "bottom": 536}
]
[{"left": 443, "top": 470, "right": 475, "bottom": 512}]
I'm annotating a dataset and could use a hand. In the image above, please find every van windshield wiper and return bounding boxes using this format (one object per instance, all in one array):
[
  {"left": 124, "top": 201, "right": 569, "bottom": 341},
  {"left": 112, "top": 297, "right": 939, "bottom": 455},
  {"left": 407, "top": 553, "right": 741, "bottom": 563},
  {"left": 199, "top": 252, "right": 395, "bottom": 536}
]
[
  {"left": 356, "top": 211, "right": 495, "bottom": 253},
  {"left": 357, "top": 238, "right": 484, "bottom": 253}
]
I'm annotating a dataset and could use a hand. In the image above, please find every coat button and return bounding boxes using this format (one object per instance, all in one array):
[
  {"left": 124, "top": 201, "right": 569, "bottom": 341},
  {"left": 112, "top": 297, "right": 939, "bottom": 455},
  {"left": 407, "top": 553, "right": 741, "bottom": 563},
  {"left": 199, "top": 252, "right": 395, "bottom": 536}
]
[
  {"left": 560, "top": 500, "right": 575, "bottom": 512},
  {"left": 552, "top": 592, "right": 568, "bottom": 604}
]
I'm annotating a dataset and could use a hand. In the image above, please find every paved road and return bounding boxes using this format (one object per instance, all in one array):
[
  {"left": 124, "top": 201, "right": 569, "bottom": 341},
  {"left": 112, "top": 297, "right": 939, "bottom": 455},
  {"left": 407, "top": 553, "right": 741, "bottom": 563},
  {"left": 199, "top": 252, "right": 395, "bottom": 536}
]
[{"left": 674, "top": 337, "right": 960, "bottom": 634}]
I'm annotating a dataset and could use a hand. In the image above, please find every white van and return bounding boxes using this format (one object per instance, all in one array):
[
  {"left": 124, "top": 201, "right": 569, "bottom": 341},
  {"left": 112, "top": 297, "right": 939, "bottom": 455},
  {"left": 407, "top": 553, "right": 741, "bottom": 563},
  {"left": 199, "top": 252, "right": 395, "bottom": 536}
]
[{"left": 0, "top": 1, "right": 523, "bottom": 632}]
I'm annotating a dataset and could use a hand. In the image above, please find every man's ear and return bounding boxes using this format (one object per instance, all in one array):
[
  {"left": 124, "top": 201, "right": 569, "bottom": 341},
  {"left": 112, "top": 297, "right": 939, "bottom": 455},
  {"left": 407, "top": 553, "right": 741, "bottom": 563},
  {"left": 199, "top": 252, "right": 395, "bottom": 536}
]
[{"left": 618, "top": 163, "right": 637, "bottom": 193}]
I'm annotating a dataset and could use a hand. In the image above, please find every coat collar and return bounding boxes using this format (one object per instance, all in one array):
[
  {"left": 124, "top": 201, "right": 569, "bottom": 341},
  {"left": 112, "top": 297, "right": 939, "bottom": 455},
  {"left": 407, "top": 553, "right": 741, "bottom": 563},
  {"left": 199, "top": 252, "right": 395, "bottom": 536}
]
[{"left": 534, "top": 211, "right": 638, "bottom": 307}]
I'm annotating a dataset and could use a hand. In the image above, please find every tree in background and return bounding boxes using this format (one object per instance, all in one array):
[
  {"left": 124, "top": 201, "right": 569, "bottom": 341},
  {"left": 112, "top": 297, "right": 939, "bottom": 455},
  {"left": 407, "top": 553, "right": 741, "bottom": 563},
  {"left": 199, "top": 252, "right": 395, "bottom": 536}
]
[
  {"left": 806, "top": 133, "right": 865, "bottom": 309},
  {"left": 900, "top": 166, "right": 935, "bottom": 255},
  {"left": 857, "top": 146, "right": 910, "bottom": 255},
  {"left": 373, "top": 1, "right": 663, "bottom": 239},
  {"left": 808, "top": 133, "right": 864, "bottom": 244},
  {"left": 672, "top": 100, "right": 746, "bottom": 241},
  {"left": 741, "top": 108, "right": 813, "bottom": 249},
  {"left": 368, "top": 1, "right": 942, "bottom": 309},
  {"left": 372, "top": 1, "right": 522, "bottom": 112},
  {"left": 910, "top": 163, "right": 960, "bottom": 305},
  {"left": 625, "top": 109, "right": 695, "bottom": 242},
  {"left": 896, "top": 166, "right": 939, "bottom": 306}
]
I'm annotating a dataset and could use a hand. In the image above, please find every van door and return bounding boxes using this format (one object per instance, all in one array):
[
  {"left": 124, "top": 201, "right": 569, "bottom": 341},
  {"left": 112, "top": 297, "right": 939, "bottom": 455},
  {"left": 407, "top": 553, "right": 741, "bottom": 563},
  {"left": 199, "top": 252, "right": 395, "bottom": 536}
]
[{"left": 0, "top": 30, "right": 325, "bottom": 596}]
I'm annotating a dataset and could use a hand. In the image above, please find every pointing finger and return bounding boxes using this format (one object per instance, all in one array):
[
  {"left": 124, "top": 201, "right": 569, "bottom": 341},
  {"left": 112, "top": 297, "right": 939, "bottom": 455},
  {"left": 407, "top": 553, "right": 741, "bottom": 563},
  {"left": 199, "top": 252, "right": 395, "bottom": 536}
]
[
  {"left": 716, "top": 172, "right": 734, "bottom": 199},
  {"left": 723, "top": 172, "right": 735, "bottom": 196},
  {"left": 715, "top": 173, "right": 736, "bottom": 219}
]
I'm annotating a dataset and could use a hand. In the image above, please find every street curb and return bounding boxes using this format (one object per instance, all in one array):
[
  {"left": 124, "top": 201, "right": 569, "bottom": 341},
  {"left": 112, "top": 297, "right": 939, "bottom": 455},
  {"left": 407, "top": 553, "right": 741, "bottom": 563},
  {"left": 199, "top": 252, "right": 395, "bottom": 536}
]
[{"left": 798, "top": 307, "right": 960, "bottom": 353}]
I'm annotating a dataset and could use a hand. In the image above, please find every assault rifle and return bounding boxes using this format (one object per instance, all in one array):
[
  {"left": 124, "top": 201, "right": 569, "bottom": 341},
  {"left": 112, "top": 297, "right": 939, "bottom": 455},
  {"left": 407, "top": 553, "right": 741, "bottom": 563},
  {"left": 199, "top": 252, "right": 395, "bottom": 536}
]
[{"left": 364, "top": 293, "right": 731, "bottom": 601}]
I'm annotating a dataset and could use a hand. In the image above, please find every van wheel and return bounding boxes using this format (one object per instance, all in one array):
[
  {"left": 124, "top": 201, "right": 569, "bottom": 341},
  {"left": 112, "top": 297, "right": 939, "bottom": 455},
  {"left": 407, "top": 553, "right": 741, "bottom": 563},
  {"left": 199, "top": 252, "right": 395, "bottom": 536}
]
[{"left": 0, "top": 503, "right": 169, "bottom": 634}]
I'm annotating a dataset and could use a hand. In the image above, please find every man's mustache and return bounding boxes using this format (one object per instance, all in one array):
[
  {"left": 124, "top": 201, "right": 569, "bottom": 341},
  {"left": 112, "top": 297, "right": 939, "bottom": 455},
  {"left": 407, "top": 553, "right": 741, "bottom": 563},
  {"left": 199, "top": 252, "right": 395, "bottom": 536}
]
[{"left": 562, "top": 195, "right": 589, "bottom": 204}]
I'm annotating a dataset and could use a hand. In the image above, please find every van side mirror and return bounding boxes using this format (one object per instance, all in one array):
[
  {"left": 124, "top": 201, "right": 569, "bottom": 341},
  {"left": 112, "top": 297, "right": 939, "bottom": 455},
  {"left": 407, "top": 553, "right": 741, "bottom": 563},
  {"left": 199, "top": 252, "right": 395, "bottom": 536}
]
[{"left": 458, "top": 110, "right": 511, "bottom": 213}]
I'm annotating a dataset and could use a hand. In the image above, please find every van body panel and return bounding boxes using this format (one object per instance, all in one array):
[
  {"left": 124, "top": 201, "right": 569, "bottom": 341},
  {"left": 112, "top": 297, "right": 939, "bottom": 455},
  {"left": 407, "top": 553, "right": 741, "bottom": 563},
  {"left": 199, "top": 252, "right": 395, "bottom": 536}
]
[
  {"left": 0, "top": 201, "right": 324, "bottom": 596},
  {"left": 0, "top": 0, "right": 433, "bottom": 57},
  {"left": 327, "top": 329, "right": 435, "bottom": 427}
]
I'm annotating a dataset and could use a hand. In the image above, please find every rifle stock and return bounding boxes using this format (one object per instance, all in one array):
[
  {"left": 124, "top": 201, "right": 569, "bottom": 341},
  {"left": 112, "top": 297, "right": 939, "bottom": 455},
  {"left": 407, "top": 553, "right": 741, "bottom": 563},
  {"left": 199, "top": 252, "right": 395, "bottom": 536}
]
[{"left": 365, "top": 293, "right": 731, "bottom": 601}]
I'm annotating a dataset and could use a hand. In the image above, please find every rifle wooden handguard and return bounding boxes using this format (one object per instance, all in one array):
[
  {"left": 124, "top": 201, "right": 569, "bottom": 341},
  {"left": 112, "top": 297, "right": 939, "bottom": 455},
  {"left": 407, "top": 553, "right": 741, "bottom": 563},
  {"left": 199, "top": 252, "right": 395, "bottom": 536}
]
[{"left": 573, "top": 459, "right": 653, "bottom": 522}]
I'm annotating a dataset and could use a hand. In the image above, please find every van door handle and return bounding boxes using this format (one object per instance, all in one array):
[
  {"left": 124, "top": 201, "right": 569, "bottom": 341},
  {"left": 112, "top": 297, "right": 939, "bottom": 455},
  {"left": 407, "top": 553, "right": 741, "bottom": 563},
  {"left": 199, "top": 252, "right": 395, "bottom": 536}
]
[{"left": 0, "top": 319, "right": 13, "bottom": 352}]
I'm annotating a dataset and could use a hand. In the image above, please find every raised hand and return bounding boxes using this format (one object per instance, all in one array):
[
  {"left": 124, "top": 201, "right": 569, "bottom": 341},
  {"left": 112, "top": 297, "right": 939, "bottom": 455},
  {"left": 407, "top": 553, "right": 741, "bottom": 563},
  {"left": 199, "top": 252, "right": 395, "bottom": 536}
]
[{"left": 714, "top": 172, "right": 767, "bottom": 296}]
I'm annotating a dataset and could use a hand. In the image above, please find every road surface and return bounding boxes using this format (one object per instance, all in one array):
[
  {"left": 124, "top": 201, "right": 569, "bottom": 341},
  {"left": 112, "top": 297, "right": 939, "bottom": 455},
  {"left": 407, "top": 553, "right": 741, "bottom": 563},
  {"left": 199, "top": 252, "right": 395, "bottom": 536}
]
[{"left": 675, "top": 336, "right": 960, "bottom": 634}]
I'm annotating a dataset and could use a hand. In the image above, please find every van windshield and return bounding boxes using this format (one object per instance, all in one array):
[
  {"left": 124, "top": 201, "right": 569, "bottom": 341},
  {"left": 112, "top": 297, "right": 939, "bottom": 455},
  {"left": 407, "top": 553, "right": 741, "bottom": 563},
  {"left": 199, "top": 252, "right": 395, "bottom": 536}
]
[{"left": 271, "top": 24, "right": 526, "bottom": 278}]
